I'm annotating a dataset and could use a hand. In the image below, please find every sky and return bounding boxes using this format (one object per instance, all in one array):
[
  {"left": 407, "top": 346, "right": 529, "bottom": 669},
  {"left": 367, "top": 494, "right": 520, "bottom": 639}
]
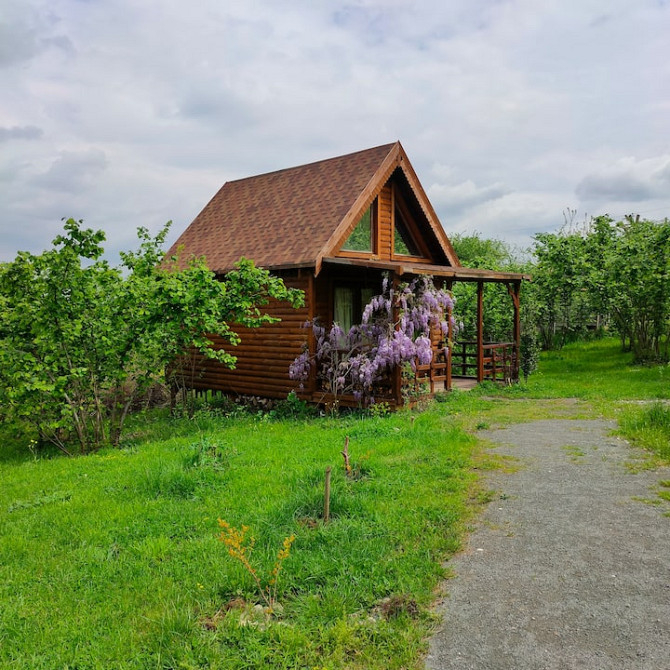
[{"left": 1, "top": 0, "right": 669, "bottom": 262}]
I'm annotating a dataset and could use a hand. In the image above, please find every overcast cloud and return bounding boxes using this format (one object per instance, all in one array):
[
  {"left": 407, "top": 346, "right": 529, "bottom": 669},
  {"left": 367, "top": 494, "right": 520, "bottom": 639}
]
[{"left": 1, "top": 0, "right": 669, "bottom": 262}]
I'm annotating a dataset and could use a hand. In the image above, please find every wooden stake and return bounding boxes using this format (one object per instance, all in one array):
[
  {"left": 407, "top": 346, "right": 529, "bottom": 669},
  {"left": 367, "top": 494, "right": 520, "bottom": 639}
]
[
  {"left": 341, "top": 436, "right": 351, "bottom": 475},
  {"left": 324, "top": 466, "right": 332, "bottom": 523}
]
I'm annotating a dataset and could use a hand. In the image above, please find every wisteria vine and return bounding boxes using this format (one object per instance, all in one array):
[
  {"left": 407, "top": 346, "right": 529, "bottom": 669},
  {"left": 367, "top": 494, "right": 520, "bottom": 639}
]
[{"left": 289, "top": 275, "right": 455, "bottom": 405}]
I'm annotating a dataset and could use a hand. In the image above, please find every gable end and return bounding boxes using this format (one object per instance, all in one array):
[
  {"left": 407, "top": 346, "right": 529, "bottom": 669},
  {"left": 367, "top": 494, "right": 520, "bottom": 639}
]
[{"left": 320, "top": 143, "right": 461, "bottom": 272}]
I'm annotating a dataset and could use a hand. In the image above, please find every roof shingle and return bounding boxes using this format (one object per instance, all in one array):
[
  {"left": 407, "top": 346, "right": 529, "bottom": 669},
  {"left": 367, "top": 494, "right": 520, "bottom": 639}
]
[{"left": 167, "top": 143, "right": 397, "bottom": 273}]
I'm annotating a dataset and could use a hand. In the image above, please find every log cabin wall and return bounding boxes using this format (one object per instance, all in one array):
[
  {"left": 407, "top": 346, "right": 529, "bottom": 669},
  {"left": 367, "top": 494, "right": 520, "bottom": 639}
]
[
  {"left": 377, "top": 183, "right": 393, "bottom": 260},
  {"left": 313, "top": 273, "right": 331, "bottom": 328},
  {"left": 185, "top": 270, "right": 311, "bottom": 399}
]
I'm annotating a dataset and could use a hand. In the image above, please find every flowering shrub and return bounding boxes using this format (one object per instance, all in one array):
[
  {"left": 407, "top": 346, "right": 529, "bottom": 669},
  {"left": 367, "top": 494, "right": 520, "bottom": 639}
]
[{"left": 290, "top": 275, "right": 454, "bottom": 406}]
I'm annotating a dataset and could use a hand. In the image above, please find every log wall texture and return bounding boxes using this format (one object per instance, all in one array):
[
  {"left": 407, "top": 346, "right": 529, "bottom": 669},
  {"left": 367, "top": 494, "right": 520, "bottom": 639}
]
[
  {"left": 378, "top": 184, "right": 393, "bottom": 260},
  {"left": 185, "top": 271, "right": 311, "bottom": 399}
]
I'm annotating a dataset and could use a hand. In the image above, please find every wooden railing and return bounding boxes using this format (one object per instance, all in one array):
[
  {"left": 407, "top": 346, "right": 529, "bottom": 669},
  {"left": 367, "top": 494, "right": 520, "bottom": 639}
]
[
  {"left": 452, "top": 340, "right": 518, "bottom": 383},
  {"left": 414, "top": 346, "right": 451, "bottom": 394}
]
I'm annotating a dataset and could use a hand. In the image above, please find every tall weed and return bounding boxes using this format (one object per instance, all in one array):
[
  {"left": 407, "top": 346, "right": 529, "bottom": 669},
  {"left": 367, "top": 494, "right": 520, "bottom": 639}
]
[{"left": 619, "top": 402, "right": 670, "bottom": 460}]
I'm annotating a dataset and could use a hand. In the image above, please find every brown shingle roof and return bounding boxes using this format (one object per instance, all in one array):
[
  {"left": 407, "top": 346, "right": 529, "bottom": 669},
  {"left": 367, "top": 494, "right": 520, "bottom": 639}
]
[{"left": 167, "top": 143, "right": 398, "bottom": 274}]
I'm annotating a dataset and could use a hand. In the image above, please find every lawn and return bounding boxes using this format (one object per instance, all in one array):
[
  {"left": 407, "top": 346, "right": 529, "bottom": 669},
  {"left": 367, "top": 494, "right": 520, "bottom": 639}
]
[
  {"left": 0, "top": 406, "right": 479, "bottom": 669},
  {"left": 523, "top": 337, "right": 670, "bottom": 401},
  {"left": 1, "top": 337, "right": 667, "bottom": 668}
]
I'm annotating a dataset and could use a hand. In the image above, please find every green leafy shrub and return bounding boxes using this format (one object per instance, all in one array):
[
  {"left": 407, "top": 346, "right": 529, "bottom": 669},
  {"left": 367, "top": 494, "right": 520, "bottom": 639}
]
[
  {"left": 270, "top": 392, "right": 316, "bottom": 420},
  {"left": 0, "top": 219, "right": 303, "bottom": 454}
]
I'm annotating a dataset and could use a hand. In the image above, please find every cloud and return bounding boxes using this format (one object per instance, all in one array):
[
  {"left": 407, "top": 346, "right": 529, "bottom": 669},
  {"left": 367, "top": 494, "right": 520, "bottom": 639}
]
[
  {"left": 1, "top": 0, "right": 670, "bottom": 262},
  {"left": 0, "top": 125, "right": 44, "bottom": 142},
  {"left": 0, "top": 3, "right": 43, "bottom": 67},
  {"left": 32, "top": 148, "right": 108, "bottom": 192},
  {"left": 0, "top": 1, "right": 73, "bottom": 67},
  {"left": 442, "top": 190, "right": 571, "bottom": 249},
  {"left": 428, "top": 178, "right": 510, "bottom": 213},
  {"left": 576, "top": 156, "right": 670, "bottom": 202}
]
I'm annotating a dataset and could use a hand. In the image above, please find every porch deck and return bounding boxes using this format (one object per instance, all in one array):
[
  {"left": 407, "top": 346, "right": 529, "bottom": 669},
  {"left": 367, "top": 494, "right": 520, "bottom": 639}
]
[{"left": 451, "top": 377, "right": 479, "bottom": 391}]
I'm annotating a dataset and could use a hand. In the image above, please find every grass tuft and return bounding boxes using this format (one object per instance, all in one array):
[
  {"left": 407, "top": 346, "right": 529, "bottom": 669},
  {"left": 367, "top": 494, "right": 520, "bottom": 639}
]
[{"left": 618, "top": 401, "right": 670, "bottom": 460}]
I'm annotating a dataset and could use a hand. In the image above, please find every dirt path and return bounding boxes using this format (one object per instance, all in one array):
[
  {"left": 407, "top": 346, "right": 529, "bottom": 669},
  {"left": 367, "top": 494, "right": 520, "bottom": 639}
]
[{"left": 426, "top": 419, "right": 670, "bottom": 670}]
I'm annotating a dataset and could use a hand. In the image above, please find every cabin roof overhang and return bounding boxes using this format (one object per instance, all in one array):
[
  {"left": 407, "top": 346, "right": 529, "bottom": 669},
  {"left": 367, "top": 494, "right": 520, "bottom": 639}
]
[{"left": 322, "top": 257, "right": 530, "bottom": 283}]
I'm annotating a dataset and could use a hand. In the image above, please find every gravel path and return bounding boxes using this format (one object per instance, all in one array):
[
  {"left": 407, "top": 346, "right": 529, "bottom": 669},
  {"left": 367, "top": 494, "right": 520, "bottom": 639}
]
[{"left": 426, "top": 419, "right": 670, "bottom": 670}]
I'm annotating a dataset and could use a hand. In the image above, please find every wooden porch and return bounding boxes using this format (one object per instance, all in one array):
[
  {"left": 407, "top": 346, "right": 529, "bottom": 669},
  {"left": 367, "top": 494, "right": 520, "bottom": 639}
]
[{"left": 324, "top": 257, "right": 528, "bottom": 393}]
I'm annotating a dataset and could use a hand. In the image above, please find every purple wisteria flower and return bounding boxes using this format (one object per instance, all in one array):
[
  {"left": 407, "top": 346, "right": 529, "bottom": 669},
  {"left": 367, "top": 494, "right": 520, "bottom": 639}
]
[{"left": 289, "top": 274, "right": 455, "bottom": 405}]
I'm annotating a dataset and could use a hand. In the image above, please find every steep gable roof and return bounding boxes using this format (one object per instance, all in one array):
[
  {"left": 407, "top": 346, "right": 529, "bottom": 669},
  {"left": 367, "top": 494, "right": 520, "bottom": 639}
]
[{"left": 167, "top": 141, "right": 460, "bottom": 274}]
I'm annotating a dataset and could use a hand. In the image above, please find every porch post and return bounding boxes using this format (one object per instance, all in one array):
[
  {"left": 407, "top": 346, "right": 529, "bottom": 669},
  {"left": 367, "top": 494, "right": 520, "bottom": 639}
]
[
  {"left": 392, "top": 272, "right": 403, "bottom": 405},
  {"left": 446, "top": 280, "right": 453, "bottom": 391},
  {"left": 476, "top": 280, "right": 484, "bottom": 382},
  {"left": 508, "top": 281, "right": 521, "bottom": 381}
]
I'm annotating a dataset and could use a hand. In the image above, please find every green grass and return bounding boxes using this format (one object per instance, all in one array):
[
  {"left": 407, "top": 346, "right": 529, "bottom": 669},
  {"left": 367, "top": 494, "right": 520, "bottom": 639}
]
[
  {"left": 618, "top": 402, "right": 670, "bottom": 461},
  {"left": 0, "top": 408, "right": 477, "bottom": 669},
  {"left": 458, "top": 337, "right": 669, "bottom": 461},
  {"left": 522, "top": 338, "right": 670, "bottom": 401},
  {"left": 1, "top": 336, "right": 668, "bottom": 668},
  {"left": 524, "top": 338, "right": 669, "bottom": 461}
]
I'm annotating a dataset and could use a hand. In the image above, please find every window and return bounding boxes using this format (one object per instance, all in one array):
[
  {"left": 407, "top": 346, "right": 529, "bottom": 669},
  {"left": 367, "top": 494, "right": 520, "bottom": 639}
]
[
  {"left": 342, "top": 206, "right": 373, "bottom": 252},
  {"left": 334, "top": 286, "right": 355, "bottom": 332},
  {"left": 393, "top": 206, "right": 421, "bottom": 256},
  {"left": 333, "top": 285, "right": 377, "bottom": 333}
]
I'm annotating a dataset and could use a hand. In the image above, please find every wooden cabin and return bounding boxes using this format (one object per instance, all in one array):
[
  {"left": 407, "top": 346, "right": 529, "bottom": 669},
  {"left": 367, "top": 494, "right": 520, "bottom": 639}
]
[{"left": 166, "top": 141, "right": 527, "bottom": 407}]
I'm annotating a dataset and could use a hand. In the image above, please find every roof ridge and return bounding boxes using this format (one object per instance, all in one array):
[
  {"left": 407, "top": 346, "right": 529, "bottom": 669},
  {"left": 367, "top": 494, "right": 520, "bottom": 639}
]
[{"left": 225, "top": 141, "right": 398, "bottom": 185}]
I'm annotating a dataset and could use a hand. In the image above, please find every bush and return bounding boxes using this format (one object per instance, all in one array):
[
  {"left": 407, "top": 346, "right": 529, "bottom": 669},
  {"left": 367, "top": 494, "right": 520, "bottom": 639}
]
[{"left": 0, "top": 219, "right": 303, "bottom": 454}]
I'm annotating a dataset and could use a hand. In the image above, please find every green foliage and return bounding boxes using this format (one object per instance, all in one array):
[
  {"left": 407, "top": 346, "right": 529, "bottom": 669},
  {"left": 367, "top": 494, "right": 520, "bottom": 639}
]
[
  {"left": 269, "top": 391, "right": 317, "bottom": 420},
  {"left": 342, "top": 207, "right": 372, "bottom": 252},
  {"left": 451, "top": 234, "right": 523, "bottom": 343},
  {"left": 454, "top": 216, "right": 669, "bottom": 366},
  {"left": 588, "top": 216, "right": 670, "bottom": 362},
  {"left": 520, "top": 330, "right": 540, "bottom": 381},
  {"left": 532, "top": 227, "right": 596, "bottom": 348},
  {"left": 531, "top": 215, "right": 669, "bottom": 361},
  {"left": 183, "top": 435, "right": 233, "bottom": 471},
  {"left": 451, "top": 234, "right": 517, "bottom": 270},
  {"left": 0, "top": 219, "right": 303, "bottom": 453},
  {"left": 451, "top": 233, "right": 538, "bottom": 379}
]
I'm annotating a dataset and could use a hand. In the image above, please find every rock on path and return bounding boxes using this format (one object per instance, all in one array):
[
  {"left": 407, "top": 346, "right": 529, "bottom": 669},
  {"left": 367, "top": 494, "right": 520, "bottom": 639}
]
[{"left": 426, "top": 419, "right": 670, "bottom": 670}]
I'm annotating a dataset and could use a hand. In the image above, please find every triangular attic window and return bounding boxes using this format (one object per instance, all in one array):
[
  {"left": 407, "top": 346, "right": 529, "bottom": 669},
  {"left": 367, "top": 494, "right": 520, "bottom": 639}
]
[
  {"left": 394, "top": 207, "right": 421, "bottom": 256},
  {"left": 342, "top": 207, "right": 372, "bottom": 252}
]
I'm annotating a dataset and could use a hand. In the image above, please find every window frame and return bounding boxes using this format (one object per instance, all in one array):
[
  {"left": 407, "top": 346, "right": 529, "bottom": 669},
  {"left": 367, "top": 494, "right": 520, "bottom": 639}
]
[
  {"left": 337, "top": 199, "right": 378, "bottom": 259},
  {"left": 332, "top": 281, "right": 378, "bottom": 334}
]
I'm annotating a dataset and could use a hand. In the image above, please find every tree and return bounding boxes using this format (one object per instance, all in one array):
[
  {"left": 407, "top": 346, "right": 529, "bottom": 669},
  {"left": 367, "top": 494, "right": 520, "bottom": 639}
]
[
  {"left": 530, "top": 215, "right": 669, "bottom": 361},
  {"left": 450, "top": 234, "right": 515, "bottom": 343},
  {"left": 0, "top": 219, "right": 303, "bottom": 453},
  {"left": 531, "top": 230, "right": 596, "bottom": 349},
  {"left": 588, "top": 216, "right": 669, "bottom": 362}
]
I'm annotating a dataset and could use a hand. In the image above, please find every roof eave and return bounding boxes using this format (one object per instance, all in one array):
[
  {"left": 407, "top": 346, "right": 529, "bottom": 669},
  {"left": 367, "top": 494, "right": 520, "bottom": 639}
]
[{"left": 322, "top": 257, "right": 530, "bottom": 282}]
